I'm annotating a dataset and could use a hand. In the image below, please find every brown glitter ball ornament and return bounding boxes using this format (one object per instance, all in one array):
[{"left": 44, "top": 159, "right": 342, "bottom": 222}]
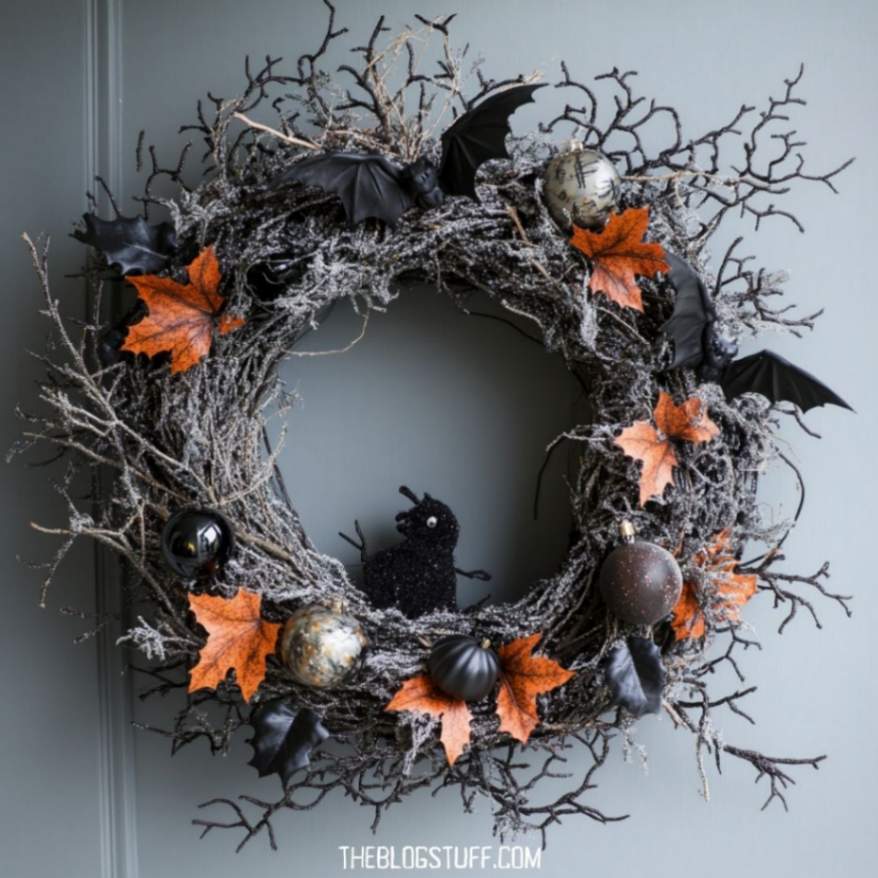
[
  {"left": 280, "top": 603, "right": 368, "bottom": 689},
  {"left": 598, "top": 521, "right": 682, "bottom": 625}
]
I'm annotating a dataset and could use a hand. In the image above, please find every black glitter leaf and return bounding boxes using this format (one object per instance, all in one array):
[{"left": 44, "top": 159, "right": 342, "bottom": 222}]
[
  {"left": 73, "top": 213, "right": 176, "bottom": 275},
  {"left": 247, "top": 698, "right": 329, "bottom": 787},
  {"left": 603, "top": 636, "right": 665, "bottom": 717}
]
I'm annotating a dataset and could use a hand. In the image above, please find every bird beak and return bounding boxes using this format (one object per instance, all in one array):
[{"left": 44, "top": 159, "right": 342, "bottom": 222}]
[{"left": 395, "top": 509, "right": 411, "bottom": 534}]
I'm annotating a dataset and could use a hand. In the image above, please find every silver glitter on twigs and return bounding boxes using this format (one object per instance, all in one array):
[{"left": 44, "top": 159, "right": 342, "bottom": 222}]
[{"left": 18, "top": 5, "right": 853, "bottom": 851}]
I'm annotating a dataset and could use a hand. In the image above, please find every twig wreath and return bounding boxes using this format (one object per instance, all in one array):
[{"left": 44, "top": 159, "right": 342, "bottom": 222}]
[{"left": 17, "top": 3, "right": 856, "bottom": 851}]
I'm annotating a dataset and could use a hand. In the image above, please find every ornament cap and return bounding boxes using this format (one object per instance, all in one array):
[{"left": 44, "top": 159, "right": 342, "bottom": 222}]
[{"left": 619, "top": 520, "right": 636, "bottom": 543}]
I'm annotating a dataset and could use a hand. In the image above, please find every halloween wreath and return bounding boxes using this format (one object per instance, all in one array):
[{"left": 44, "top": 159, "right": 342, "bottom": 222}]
[{"left": 19, "top": 5, "right": 855, "bottom": 851}]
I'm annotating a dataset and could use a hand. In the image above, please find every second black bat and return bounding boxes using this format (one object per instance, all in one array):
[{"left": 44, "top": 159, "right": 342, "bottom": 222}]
[
  {"left": 275, "top": 83, "right": 545, "bottom": 227},
  {"left": 662, "top": 253, "right": 852, "bottom": 412}
]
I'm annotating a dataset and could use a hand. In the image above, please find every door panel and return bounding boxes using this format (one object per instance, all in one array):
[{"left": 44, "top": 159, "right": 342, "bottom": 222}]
[{"left": 1, "top": 3, "right": 103, "bottom": 877}]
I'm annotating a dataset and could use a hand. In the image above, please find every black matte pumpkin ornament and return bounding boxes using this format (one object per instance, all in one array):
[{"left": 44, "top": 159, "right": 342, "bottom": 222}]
[
  {"left": 428, "top": 634, "right": 501, "bottom": 701},
  {"left": 598, "top": 521, "right": 682, "bottom": 625},
  {"left": 160, "top": 508, "right": 234, "bottom": 579}
]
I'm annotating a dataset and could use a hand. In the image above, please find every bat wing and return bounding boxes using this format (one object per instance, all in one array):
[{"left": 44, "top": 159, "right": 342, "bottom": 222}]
[
  {"left": 720, "top": 350, "right": 853, "bottom": 412},
  {"left": 439, "top": 83, "right": 546, "bottom": 199},
  {"left": 661, "top": 252, "right": 712, "bottom": 369},
  {"left": 279, "top": 152, "right": 414, "bottom": 226}
]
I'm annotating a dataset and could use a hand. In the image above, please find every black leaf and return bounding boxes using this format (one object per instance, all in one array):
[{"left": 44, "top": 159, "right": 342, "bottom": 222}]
[
  {"left": 603, "top": 636, "right": 665, "bottom": 717},
  {"left": 97, "top": 301, "right": 148, "bottom": 368},
  {"left": 73, "top": 213, "right": 177, "bottom": 275},
  {"left": 247, "top": 698, "right": 330, "bottom": 788}
]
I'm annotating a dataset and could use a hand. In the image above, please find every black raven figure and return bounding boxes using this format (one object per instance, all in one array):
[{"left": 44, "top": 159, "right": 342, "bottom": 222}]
[
  {"left": 276, "top": 84, "right": 545, "bottom": 227},
  {"left": 662, "top": 253, "right": 852, "bottom": 413},
  {"left": 340, "top": 486, "right": 490, "bottom": 618}
]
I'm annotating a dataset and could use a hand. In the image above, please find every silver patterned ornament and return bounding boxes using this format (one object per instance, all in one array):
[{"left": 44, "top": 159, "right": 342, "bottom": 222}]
[
  {"left": 542, "top": 145, "right": 620, "bottom": 231},
  {"left": 280, "top": 603, "right": 368, "bottom": 689}
]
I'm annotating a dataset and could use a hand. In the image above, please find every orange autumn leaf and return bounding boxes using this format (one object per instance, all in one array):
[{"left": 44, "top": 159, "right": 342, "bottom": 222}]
[
  {"left": 569, "top": 207, "right": 668, "bottom": 311},
  {"left": 495, "top": 634, "right": 574, "bottom": 744},
  {"left": 671, "top": 530, "right": 758, "bottom": 641},
  {"left": 614, "top": 421, "right": 677, "bottom": 507},
  {"left": 385, "top": 674, "right": 472, "bottom": 766},
  {"left": 671, "top": 582, "right": 706, "bottom": 640},
  {"left": 188, "top": 588, "right": 280, "bottom": 702},
  {"left": 615, "top": 391, "right": 719, "bottom": 506},
  {"left": 653, "top": 392, "right": 720, "bottom": 444},
  {"left": 122, "top": 245, "right": 244, "bottom": 374}
]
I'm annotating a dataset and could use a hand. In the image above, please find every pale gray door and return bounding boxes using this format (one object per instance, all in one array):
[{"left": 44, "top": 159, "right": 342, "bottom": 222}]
[{"left": 3, "top": 2, "right": 877, "bottom": 877}]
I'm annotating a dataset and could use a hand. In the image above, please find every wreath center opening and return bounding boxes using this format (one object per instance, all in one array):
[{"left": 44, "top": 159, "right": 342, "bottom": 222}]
[{"left": 273, "top": 284, "right": 585, "bottom": 607}]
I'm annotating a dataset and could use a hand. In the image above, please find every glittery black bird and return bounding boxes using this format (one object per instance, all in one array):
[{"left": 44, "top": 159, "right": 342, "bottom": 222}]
[
  {"left": 662, "top": 253, "right": 852, "bottom": 412},
  {"left": 340, "top": 486, "right": 490, "bottom": 619}
]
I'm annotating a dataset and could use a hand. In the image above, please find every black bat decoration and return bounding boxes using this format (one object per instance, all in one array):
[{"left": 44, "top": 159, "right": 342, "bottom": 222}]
[
  {"left": 437, "top": 84, "right": 545, "bottom": 199},
  {"left": 276, "top": 83, "right": 545, "bottom": 227},
  {"left": 661, "top": 252, "right": 717, "bottom": 370},
  {"left": 720, "top": 350, "right": 852, "bottom": 412},
  {"left": 73, "top": 213, "right": 176, "bottom": 275},
  {"left": 662, "top": 253, "right": 852, "bottom": 412},
  {"left": 281, "top": 153, "right": 416, "bottom": 227},
  {"left": 247, "top": 698, "right": 330, "bottom": 788}
]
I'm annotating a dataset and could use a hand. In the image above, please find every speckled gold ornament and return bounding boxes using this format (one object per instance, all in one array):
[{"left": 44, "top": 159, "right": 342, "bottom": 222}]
[
  {"left": 542, "top": 146, "right": 620, "bottom": 231},
  {"left": 280, "top": 604, "right": 368, "bottom": 689}
]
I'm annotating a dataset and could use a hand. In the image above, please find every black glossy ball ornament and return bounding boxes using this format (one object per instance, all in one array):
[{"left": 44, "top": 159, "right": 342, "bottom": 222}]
[
  {"left": 598, "top": 521, "right": 682, "bottom": 626},
  {"left": 160, "top": 508, "right": 234, "bottom": 579},
  {"left": 428, "top": 635, "right": 501, "bottom": 702}
]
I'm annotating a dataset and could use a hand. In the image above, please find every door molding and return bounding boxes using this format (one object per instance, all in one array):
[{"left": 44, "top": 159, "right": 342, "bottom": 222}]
[{"left": 84, "top": 1, "right": 140, "bottom": 875}]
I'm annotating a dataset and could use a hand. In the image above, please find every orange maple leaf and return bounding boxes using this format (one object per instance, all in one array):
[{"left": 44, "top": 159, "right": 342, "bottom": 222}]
[
  {"left": 569, "top": 207, "right": 668, "bottom": 311},
  {"left": 385, "top": 674, "right": 472, "bottom": 766},
  {"left": 188, "top": 588, "right": 280, "bottom": 702},
  {"left": 615, "top": 391, "right": 719, "bottom": 506},
  {"left": 653, "top": 392, "right": 720, "bottom": 444},
  {"left": 495, "top": 634, "right": 574, "bottom": 744},
  {"left": 122, "top": 245, "right": 244, "bottom": 374},
  {"left": 671, "top": 582, "right": 706, "bottom": 640},
  {"left": 671, "top": 529, "right": 758, "bottom": 640},
  {"left": 613, "top": 421, "right": 677, "bottom": 507}
]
